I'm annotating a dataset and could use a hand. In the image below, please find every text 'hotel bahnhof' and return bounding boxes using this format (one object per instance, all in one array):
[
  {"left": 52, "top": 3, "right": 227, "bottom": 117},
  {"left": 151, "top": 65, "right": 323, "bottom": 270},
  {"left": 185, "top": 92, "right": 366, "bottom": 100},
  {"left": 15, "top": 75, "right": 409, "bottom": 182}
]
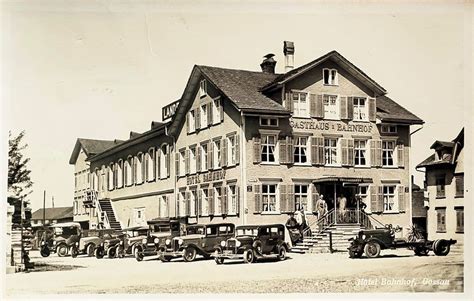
[{"left": 69, "top": 41, "right": 423, "bottom": 234}]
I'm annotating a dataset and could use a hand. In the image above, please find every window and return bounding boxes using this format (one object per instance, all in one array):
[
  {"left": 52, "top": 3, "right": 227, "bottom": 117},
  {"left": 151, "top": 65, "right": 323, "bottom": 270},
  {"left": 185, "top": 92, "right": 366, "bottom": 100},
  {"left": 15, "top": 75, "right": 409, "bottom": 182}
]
[
  {"left": 213, "top": 140, "right": 221, "bottom": 169},
  {"left": 381, "top": 125, "right": 397, "bottom": 133},
  {"left": 455, "top": 174, "right": 464, "bottom": 197},
  {"left": 190, "top": 190, "right": 197, "bottom": 217},
  {"left": 353, "top": 97, "right": 368, "bottom": 121},
  {"left": 201, "top": 143, "right": 208, "bottom": 171},
  {"left": 200, "top": 104, "right": 208, "bottom": 128},
  {"left": 188, "top": 110, "right": 196, "bottom": 133},
  {"left": 324, "top": 138, "right": 338, "bottom": 165},
  {"left": 159, "top": 196, "right": 168, "bottom": 218},
  {"left": 92, "top": 169, "right": 99, "bottom": 191},
  {"left": 356, "top": 185, "right": 369, "bottom": 212},
  {"left": 262, "top": 184, "right": 278, "bottom": 212},
  {"left": 146, "top": 149, "right": 155, "bottom": 181},
  {"left": 294, "top": 184, "right": 309, "bottom": 211},
  {"left": 135, "top": 153, "right": 144, "bottom": 184},
  {"left": 125, "top": 157, "right": 133, "bottom": 186},
  {"left": 354, "top": 140, "right": 367, "bottom": 166},
  {"left": 160, "top": 145, "right": 168, "bottom": 179},
  {"left": 116, "top": 160, "right": 123, "bottom": 188},
  {"left": 228, "top": 135, "right": 237, "bottom": 166},
  {"left": 292, "top": 92, "right": 309, "bottom": 117},
  {"left": 100, "top": 168, "right": 106, "bottom": 191},
  {"left": 201, "top": 188, "right": 209, "bottom": 216},
  {"left": 383, "top": 185, "right": 397, "bottom": 212},
  {"left": 213, "top": 98, "right": 222, "bottom": 124},
  {"left": 436, "top": 208, "right": 446, "bottom": 232},
  {"left": 323, "top": 94, "right": 339, "bottom": 120},
  {"left": 261, "top": 135, "right": 277, "bottom": 163},
  {"left": 323, "top": 68, "right": 338, "bottom": 85},
  {"left": 260, "top": 117, "right": 278, "bottom": 127},
  {"left": 382, "top": 141, "right": 395, "bottom": 166},
  {"left": 107, "top": 164, "right": 114, "bottom": 190},
  {"left": 189, "top": 146, "right": 197, "bottom": 174},
  {"left": 294, "top": 137, "right": 309, "bottom": 164},
  {"left": 214, "top": 186, "right": 222, "bottom": 215},
  {"left": 199, "top": 79, "right": 207, "bottom": 97},
  {"left": 436, "top": 175, "right": 446, "bottom": 198},
  {"left": 228, "top": 185, "right": 238, "bottom": 215},
  {"left": 179, "top": 150, "right": 186, "bottom": 176},
  {"left": 455, "top": 207, "right": 464, "bottom": 233},
  {"left": 178, "top": 191, "right": 186, "bottom": 217}
]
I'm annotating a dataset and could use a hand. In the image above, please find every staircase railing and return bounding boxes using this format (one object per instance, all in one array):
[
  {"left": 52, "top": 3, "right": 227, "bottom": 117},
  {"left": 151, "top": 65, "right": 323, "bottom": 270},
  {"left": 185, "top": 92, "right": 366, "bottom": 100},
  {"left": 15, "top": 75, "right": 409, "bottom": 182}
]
[
  {"left": 359, "top": 211, "right": 386, "bottom": 229},
  {"left": 303, "top": 209, "right": 336, "bottom": 237},
  {"left": 93, "top": 196, "right": 111, "bottom": 230}
]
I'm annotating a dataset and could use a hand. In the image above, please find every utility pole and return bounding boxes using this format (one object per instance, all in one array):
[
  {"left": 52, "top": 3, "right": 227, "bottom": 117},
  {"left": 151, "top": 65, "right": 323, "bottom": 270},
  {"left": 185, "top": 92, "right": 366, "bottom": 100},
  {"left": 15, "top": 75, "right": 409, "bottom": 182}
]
[{"left": 52, "top": 196, "right": 54, "bottom": 208}]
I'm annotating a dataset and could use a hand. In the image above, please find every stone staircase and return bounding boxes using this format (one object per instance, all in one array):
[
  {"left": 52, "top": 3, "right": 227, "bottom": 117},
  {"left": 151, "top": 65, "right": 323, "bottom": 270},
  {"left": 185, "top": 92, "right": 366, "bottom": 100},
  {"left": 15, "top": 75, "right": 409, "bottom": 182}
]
[
  {"left": 98, "top": 199, "right": 122, "bottom": 231},
  {"left": 291, "top": 224, "right": 364, "bottom": 254}
]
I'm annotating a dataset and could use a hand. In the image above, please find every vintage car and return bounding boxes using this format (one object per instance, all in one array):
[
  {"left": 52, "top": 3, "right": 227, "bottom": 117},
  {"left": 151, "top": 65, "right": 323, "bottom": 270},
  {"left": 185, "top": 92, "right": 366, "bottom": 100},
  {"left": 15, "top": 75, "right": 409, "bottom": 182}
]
[
  {"left": 95, "top": 226, "right": 149, "bottom": 259},
  {"left": 70, "top": 229, "right": 118, "bottom": 258},
  {"left": 348, "top": 224, "right": 457, "bottom": 258},
  {"left": 40, "top": 222, "right": 82, "bottom": 257},
  {"left": 213, "top": 224, "right": 290, "bottom": 264},
  {"left": 134, "top": 218, "right": 184, "bottom": 262},
  {"left": 160, "top": 223, "right": 235, "bottom": 262}
]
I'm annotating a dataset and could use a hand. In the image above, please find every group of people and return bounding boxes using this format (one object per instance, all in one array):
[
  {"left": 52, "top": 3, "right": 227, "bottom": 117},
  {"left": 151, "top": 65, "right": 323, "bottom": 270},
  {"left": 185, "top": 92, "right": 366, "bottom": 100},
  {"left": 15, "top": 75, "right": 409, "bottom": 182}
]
[{"left": 285, "top": 209, "right": 308, "bottom": 244}]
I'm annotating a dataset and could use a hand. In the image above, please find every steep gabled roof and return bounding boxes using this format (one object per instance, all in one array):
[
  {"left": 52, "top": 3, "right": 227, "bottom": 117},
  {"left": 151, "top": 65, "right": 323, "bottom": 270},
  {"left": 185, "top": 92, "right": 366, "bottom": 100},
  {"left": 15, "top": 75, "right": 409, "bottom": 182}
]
[
  {"left": 31, "top": 207, "right": 73, "bottom": 221},
  {"left": 69, "top": 138, "right": 123, "bottom": 164},
  {"left": 261, "top": 50, "right": 387, "bottom": 95},
  {"left": 376, "top": 95, "right": 424, "bottom": 125},
  {"left": 198, "top": 65, "right": 288, "bottom": 114},
  {"left": 417, "top": 128, "right": 464, "bottom": 168},
  {"left": 430, "top": 140, "right": 454, "bottom": 149}
]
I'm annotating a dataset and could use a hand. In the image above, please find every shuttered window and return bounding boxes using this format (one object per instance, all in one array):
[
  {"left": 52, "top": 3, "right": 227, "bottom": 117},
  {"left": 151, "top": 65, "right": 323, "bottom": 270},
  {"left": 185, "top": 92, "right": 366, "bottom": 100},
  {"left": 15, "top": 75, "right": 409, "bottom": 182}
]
[
  {"left": 324, "top": 138, "right": 338, "bottom": 165},
  {"left": 294, "top": 137, "right": 309, "bottom": 164},
  {"left": 352, "top": 97, "right": 368, "bottom": 121},
  {"left": 455, "top": 174, "right": 464, "bottom": 197},
  {"left": 213, "top": 139, "right": 222, "bottom": 169},
  {"left": 383, "top": 185, "right": 397, "bottom": 212},
  {"left": 213, "top": 98, "right": 223, "bottom": 124},
  {"left": 227, "top": 185, "right": 238, "bottom": 215},
  {"left": 455, "top": 207, "right": 464, "bottom": 233},
  {"left": 436, "top": 207, "right": 446, "bottom": 232},
  {"left": 382, "top": 141, "right": 395, "bottom": 166},
  {"left": 201, "top": 143, "right": 208, "bottom": 172},
  {"left": 292, "top": 92, "right": 309, "bottom": 117},
  {"left": 189, "top": 147, "right": 197, "bottom": 174},
  {"left": 116, "top": 160, "right": 123, "bottom": 188},
  {"left": 214, "top": 186, "right": 222, "bottom": 215},
  {"left": 354, "top": 140, "right": 367, "bottom": 166},
  {"left": 227, "top": 135, "right": 237, "bottom": 166},
  {"left": 294, "top": 184, "right": 309, "bottom": 212},
  {"left": 323, "top": 94, "right": 339, "bottom": 120},
  {"left": 188, "top": 110, "right": 196, "bottom": 133},
  {"left": 436, "top": 175, "right": 446, "bottom": 198},
  {"left": 201, "top": 188, "right": 209, "bottom": 216},
  {"left": 261, "top": 135, "right": 277, "bottom": 163},
  {"left": 262, "top": 184, "right": 278, "bottom": 212},
  {"left": 190, "top": 190, "right": 197, "bottom": 217},
  {"left": 200, "top": 104, "right": 208, "bottom": 128}
]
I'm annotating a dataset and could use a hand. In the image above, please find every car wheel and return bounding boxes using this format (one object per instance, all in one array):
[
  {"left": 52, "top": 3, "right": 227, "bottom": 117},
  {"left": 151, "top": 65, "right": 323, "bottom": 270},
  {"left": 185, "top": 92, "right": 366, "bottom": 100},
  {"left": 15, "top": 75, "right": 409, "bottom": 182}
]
[
  {"left": 243, "top": 249, "right": 255, "bottom": 264},
  {"left": 56, "top": 244, "right": 68, "bottom": 257},
  {"left": 364, "top": 242, "right": 381, "bottom": 258},
  {"left": 253, "top": 241, "right": 263, "bottom": 256},
  {"left": 414, "top": 246, "right": 429, "bottom": 256},
  {"left": 183, "top": 247, "right": 197, "bottom": 262},
  {"left": 135, "top": 247, "right": 144, "bottom": 262},
  {"left": 71, "top": 247, "right": 79, "bottom": 258},
  {"left": 86, "top": 243, "right": 96, "bottom": 257},
  {"left": 277, "top": 245, "right": 286, "bottom": 261},
  {"left": 40, "top": 246, "right": 50, "bottom": 257},
  {"left": 107, "top": 246, "right": 117, "bottom": 259},
  {"left": 95, "top": 247, "right": 105, "bottom": 259},
  {"left": 433, "top": 239, "right": 451, "bottom": 256},
  {"left": 160, "top": 255, "right": 172, "bottom": 262}
]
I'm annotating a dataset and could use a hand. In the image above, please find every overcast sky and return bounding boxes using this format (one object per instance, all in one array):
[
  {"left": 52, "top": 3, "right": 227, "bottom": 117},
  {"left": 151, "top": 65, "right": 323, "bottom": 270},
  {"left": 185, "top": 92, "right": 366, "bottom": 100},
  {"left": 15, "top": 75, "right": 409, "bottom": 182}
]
[{"left": 2, "top": 1, "right": 471, "bottom": 211}]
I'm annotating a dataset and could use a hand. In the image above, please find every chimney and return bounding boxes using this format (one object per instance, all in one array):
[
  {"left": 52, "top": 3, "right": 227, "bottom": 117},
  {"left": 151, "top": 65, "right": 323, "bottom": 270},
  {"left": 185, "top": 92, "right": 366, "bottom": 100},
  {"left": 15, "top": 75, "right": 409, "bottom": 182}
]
[
  {"left": 283, "top": 41, "right": 295, "bottom": 72},
  {"left": 260, "top": 53, "right": 276, "bottom": 74}
]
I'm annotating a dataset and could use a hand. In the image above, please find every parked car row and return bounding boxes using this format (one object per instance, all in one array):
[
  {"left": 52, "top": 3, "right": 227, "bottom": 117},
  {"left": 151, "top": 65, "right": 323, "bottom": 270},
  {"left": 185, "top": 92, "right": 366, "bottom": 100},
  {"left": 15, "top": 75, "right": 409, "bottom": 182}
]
[{"left": 39, "top": 220, "right": 291, "bottom": 264}]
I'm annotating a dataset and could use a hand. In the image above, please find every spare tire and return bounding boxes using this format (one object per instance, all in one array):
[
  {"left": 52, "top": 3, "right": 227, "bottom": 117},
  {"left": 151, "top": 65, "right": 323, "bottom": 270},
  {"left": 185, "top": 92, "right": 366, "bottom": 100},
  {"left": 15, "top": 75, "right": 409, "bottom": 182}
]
[{"left": 433, "top": 239, "right": 450, "bottom": 256}]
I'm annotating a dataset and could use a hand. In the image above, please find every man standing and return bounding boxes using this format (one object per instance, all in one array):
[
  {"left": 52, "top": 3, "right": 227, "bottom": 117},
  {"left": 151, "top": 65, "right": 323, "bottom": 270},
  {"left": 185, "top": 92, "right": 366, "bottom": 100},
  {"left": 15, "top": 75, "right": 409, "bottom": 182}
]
[
  {"left": 339, "top": 194, "right": 347, "bottom": 223},
  {"left": 315, "top": 195, "right": 328, "bottom": 231}
]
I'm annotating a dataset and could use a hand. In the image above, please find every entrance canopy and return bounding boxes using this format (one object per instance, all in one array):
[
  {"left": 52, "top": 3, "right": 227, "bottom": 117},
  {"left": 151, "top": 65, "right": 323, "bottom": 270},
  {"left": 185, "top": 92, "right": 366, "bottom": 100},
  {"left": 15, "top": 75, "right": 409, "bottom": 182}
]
[{"left": 312, "top": 176, "right": 373, "bottom": 184}]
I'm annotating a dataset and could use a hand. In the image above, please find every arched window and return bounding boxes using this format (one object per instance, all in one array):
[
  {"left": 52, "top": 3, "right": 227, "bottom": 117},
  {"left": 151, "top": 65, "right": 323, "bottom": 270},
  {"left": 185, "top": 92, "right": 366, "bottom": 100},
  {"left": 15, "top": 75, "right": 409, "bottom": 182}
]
[
  {"left": 135, "top": 153, "right": 144, "bottom": 184},
  {"left": 108, "top": 163, "right": 114, "bottom": 191},
  {"left": 116, "top": 160, "right": 123, "bottom": 188},
  {"left": 92, "top": 168, "right": 99, "bottom": 191},
  {"left": 146, "top": 148, "right": 155, "bottom": 182},
  {"left": 125, "top": 156, "right": 133, "bottom": 186}
]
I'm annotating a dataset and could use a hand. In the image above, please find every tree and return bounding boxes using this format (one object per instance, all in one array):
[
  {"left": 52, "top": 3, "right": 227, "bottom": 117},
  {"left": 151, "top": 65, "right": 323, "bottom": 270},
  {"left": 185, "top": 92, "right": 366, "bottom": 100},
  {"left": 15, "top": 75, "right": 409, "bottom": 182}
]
[{"left": 8, "top": 130, "right": 33, "bottom": 203}]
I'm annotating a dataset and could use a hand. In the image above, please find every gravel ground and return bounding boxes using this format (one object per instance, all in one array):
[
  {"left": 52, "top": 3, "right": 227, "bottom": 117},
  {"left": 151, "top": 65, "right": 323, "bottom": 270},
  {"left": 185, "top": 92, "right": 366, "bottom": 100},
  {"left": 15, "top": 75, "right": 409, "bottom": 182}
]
[{"left": 6, "top": 246, "right": 464, "bottom": 295}]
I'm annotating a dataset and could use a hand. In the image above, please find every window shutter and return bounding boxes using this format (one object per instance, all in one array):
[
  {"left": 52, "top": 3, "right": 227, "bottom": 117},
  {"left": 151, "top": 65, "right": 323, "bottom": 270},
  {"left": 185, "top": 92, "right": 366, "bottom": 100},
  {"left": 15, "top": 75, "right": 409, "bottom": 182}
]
[
  {"left": 347, "top": 139, "right": 354, "bottom": 166},
  {"left": 455, "top": 175, "right": 464, "bottom": 196},
  {"left": 254, "top": 184, "right": 262, "bottom": 213},
  {"left": 398, "top": 185, "right": 406, "bottom": 212},
  {"left": 311, "top": 187, "right": 319, "bottom": 213},
  {"left": 309, "top": 94, "right": 317, "bottom": 118},
  {"left": 175, "top": 153, "right": 180, "bottom": 176},
  {"left": 207, "top": 102, "right": 213, "bottom": 126},
  {"left": 235, "top": 186, "right": 240, "bottom": 215},
  {"left": 341, "top": 138, "right": 348, "bottom": 166},
  {"left": 368, "top": 97, "right": 376, "bottom": 122},
  {"left": 370, "top": 186, "right": 380, "bottom": 213},
  {"left": 208, "top": 187, "right": 214, "bottom": 215},
  {"left": 340, "top": 96, "right": 348, "bottom": 119},
  {"left": 287, "top": 185, "right": 295, "bottom": 213},
  {"left": 284, "top": 92, "right": 294, "bottom": 112},
  {"left": 347, "top": 96, "right": 354, "bottom": 120},
  {"left": 287, "top": 136, "right": 294, "bottom": 164},
  {"left": 195, "top": 109, "right": 200, "bottom": 130},
  {"left": 253, "top": 136, "right": 261, "bottom": 164},
  {"left": 157, "top": 149, "right": 161, "bottom": 179},
  {"left": 279, "top": 137, "right": 288, "bottom": 164},
  {"left": 186, "top": 113, "right": 190, "bottom": 134},
  {"left": 221, "top": 187, "right": 227, "bottom": 215},
  {"left": 196, "top": 146, "right": 201, "bottom": 172},
  {"left": 208, "top": 141, "right": 213, "bottom": 170},
  {"left": 220, "top": 99, "right": 224, "bottom": 122},
  {"left": 185, "top": 191, "right": 191, "bottom": 216},
  {"left": 132, "top": 157, "right": 137, "bottom": 184},
  {"left": 370, "top": 140, "right": 382, "bottom": 167},
  {"left": 280, "top": 185, "right": 287, "bottom": 212},
  {"left": 166, "top": 146, "right": 170, "bottom": 178},
  {"left": 311, "top": 137, "right": 324, "bottom": 165},
  {"left": 185, "top": 149, "right": 190, "bottom": 175},
  {"left": 198, "top": 190, "right": 202, "bottom": 216},
  {"left": 377, "top": 186, "right": 384, "bottom": 213},
  {"left": 235, "top": 134, "right": 240, "bottom": 165},
  {"left": 316, "top": 94, "right": 324, "bottom": 118},
  {"left": 397, "top": 142, "right": 405, "bottom": 168},
  {"left": 221, "top": 137, "right": 227, "bottom": 167}
]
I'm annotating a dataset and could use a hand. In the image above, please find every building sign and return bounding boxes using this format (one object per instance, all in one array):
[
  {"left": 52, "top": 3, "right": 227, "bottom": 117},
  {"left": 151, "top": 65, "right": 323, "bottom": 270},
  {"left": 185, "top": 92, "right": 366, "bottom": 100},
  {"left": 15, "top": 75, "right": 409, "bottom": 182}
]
[
  {"left": 290, "top": 119, "right": 374, "bottom": 133},
  {"left": 162, "top": 100, "right": 180, "bottom": 121},
  {"left": 187, "top": 170, "right": 226, "bottom": 185}
]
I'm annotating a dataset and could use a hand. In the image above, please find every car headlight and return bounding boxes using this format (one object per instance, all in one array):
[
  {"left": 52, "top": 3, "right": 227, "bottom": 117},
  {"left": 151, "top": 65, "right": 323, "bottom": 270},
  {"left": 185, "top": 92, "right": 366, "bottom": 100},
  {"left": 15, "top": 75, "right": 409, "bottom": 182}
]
[
  {"left": 220, "top": 241, "right": 226, "bottom": 247},
  {"left": 178, "top": 238, "right": 183, "bottom": 245},
  {"left": 236, "top": 240, "right": 241, "bottom": 247},
  {"left": 362, "top": 235, "right": 366, "bottom": 240},
  {"left": 53, "top": 241, "right": 57, "bottom": 245},
  {"left": 142, "top": 238, "right": 147, "bottom": 244},
  {"left": 165, "top": 239, "right": 171, "bottom": 246},
  {"left": 154, "top": 238, "right": 159, "bottom": 244},
  {"left": 41, "top": 242, "right": 45, "bottom": 246},
  {"left": 120, "top": 241, "right": 123, "bottom": 245},
  {"left": 76, "top": 242, "right": 79, "bottom": 246}
]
